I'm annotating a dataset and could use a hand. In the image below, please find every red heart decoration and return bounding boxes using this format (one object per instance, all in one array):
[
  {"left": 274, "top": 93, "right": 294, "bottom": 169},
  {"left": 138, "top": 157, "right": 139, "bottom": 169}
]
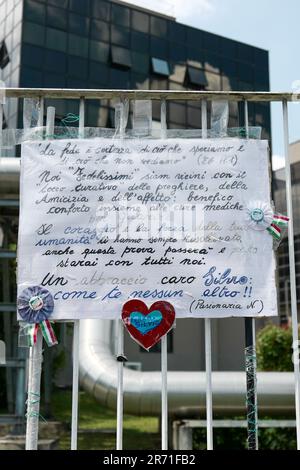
[{"left": 122, "top": 299, "right": 175, "bottom": 351}]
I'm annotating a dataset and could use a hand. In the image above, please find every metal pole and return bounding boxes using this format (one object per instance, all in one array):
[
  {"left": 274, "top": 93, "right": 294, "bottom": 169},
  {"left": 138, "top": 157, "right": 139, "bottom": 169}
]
[
  {"left": 282, "top": 99, "right": 300, "bottom": 448},
  {"left": 38, "top": 96, "right": 44, "bottom": 127},
  {"left": 202, "top": 99, "right": 213, "bottom": 450},
  {"left": 159, "top": 98, "right": 169, "bottom": 450},
  {"left": 205, "top": 319, "right": 213, "bottom": 450},
  {"left": 161, "top": 335, "right": 168, "bottom": 450},
  {"left": 201, "top": 99, "right": 207, "bottom": 138},
  {"left": 160, "top": 99, "right": 167, "bottom": 139},
  {"left": 70, "top": 98, "right": 85, "bottom": 450},
  {"left": 46, "top": 106, "right": 55, "bottom": 138},
  {"left": 71, "top": 320, "right": 80, "bottom": 450},
  {"left": 25, "top": 328, "right": 43, "bottom": 450},
  {"left": 244, "top": 100, "right": 258, "bottom": 450},
  {"left": 116, "top": 319, "right": 124, "bottom": 450},
  {"left": 245, "top": 317, "right": 258, "bottom": 450},
  {"left": 79, "top": 97, "right": 85, "bottom": 138},
  {"left": 3, "top": 263, "right": 14, "bottom": 413},
  {"left": 14, "top": 346, "right": 26, "bottom": 435},
  {"left": 285, "top": 279, "right": 290, "bottom": 322},
  {"left": 0, "top": 101, "right": 3, "bottom": 150}
]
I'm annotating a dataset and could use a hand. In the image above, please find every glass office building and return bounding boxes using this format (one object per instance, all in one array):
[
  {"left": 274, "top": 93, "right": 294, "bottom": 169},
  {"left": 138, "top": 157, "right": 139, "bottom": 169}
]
[
  {"left": 0, "top": 0, "right": 272, "bottom": 374},
  {"left": 274, "top": 142, "right": 300, "bottom": 324},
  {"left": 0, "top": 0, "right": 270, "bottom": 137}
]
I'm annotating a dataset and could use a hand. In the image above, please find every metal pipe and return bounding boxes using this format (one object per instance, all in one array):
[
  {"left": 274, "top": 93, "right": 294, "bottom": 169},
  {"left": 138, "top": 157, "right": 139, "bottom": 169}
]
[
  {"left": 79, "top": 319, "right": 296, "bottom": 417},
  {"left": 3, "top": 88, "right": 297, "bottom": 101},
  {"left": 0, "top": 157, "right": 20, "bottom": 194}
]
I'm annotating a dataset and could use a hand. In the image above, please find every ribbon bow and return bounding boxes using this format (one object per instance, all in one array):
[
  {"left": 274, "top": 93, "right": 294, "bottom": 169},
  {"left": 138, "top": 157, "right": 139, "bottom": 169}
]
[
  {"left": 246, "top": 202, "right": 289, "bottom": 241},
  {"left": 18, "top": 286, "right": 57, "bottom": 347},
  {"left": 266, "top": 214, "right": 289, "bottom": 241}
]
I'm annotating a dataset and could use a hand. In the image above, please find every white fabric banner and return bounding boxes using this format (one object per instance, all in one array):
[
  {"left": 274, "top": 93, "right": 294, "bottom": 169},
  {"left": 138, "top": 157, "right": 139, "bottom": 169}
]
[{"left": 17, "top": 138, "right": 277, "bottom": 319}]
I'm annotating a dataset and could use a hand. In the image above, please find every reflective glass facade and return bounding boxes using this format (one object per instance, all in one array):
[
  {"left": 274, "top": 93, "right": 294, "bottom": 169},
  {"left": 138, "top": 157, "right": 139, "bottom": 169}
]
[
  {"left": 0, "top": 0, "right": 273, "bottom": 372},
  {"left": 274, "top": 153, "right": 300, "bottom": 323},
  {"left": 0, "top": 0, "right": 23, "bottom": 129},
  {"left": 0, "top": 0, "right": 270, "bottom": 137}
]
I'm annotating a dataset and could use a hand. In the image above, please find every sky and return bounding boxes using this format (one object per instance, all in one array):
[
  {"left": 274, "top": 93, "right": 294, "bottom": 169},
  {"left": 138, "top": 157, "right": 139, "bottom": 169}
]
[{"left": 124, "top": 0, "right": 300, "bottom": 170}]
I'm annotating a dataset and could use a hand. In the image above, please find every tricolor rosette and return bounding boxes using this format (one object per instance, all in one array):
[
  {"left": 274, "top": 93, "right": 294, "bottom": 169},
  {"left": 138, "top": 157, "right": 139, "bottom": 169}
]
[
  {"left": 17, "top": 286, "right": 57, "bottom": 347},
  {"left": 245, "top": 201, "right": 289, "bottom": 242},
  {"left": 18, "top": 285, "right": 54, "bottom": 323}
]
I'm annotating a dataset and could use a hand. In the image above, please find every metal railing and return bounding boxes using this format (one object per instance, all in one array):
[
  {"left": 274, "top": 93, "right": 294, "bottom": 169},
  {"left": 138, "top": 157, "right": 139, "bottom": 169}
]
[{"left": 0, "top": 89, "right": 299, "bottom": 451}]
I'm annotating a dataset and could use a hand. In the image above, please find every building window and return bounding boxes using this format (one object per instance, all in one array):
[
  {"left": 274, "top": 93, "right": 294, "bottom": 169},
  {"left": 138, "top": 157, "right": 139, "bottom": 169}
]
[
  {"left": 46, "top": 5, "right": 68, "bottom": 31},
  {"left": 48, "top": 0, "right": 68, "bottom": 8},
  {"left": 68, "top": 34, "right": 88, "bottom": 58},
  {"left": 131, "top": 31, "right": 149, "bottom": 53},
  {"left": 186, "top": 66, "right": 208, "bottom": 87},
  {"left": 44, "top": 50, "right": 67, "bottom": 74},
  {"left": 46, "top": 27, "right": 67, "bottom": 53},
  {"left": 111, "top": 25, "right": 130, "bottom": 48},
  {"left": 0, "top": 41, "right": 10, "bottom": 69},
  {"left": 69, "top": 12, "right": 90, "bottom": 37},
  {"left": 91, "top": 19, "right": 110, "bottom": 42},
  {"left": 140, "top": 330, "right": 173, "bottom": 353},
  {"left": 23, "top": 21, "right": 45, "bottom": 47},
  {"left": 151, "top": 57, "right": 170, "bottom": 76},
  {"left": 132, "top": 51, "right": 149, "bottom": 73},
  {"left": 24, "top": 0, "right": 46, "bottom": 25},
  {"left": 89, "top": 40, "right": 109, "bottom": 63},
  {"left": 111, "top": 46, "right": 131, "bottom": 69},
  {"left": 132, "top": 10, "right": 149, "bottom": 33},
  {"left": 91, "top": 0, "right": 110, "bottom": 22},
  {"left": 69, "top": 0, "right": 90, "bottom": 16},
  {"left": 111, "top": 3, "right": 130, "bottom": 27},
  {"left": 150, "top": 16, "right": 167, "bottom": 37}
]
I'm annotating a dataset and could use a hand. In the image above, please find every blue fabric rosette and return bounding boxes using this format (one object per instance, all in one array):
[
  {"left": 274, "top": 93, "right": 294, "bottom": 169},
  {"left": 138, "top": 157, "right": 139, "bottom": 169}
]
[
  {"left": 17, "top": 286, "right": 57, "bottom": 347},
  {"left": 17, "top": 285, "right": 54, "bottom": 323}
]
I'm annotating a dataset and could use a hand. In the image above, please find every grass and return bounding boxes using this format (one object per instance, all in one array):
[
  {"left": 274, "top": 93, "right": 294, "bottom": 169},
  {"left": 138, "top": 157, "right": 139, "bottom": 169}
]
[{"left": 48, "top": 389, "right": 160, "bottom": 450}]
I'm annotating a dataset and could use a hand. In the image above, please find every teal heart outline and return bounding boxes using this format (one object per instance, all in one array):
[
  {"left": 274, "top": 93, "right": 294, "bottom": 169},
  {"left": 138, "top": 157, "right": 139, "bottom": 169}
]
[{"left": 130, "top": 310, "right": 162, "bottom": 335}]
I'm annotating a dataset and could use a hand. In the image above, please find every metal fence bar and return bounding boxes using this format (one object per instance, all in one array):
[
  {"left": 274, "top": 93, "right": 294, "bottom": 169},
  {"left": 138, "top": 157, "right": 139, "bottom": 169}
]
[
  {"left": 70, "top": 98, "right": 85, "bottom": 450},
  {"left": 4, "top": 89, "right": 297, "bottom": 101},
  {"left": 243, "top": 100, "right": 259, "bottom": 451},
  {"left": 0, "top": 100, "right": 3, "bottom": 149},
  {"left": 201, "top": 99, "right": 213, "bottom": 450},
  {"left": 1, "top": 88, "right": 299, "bottom": 452},
  {"left": 160, "top": 98, "right": 169, "bottom": 451},
  {"left": 37, "top": 97, "right": 44, "bottom": 128},
  {"left": 25, "top": 328, "right": 43, "bottom": 450},
  {"left": 79, "top": 97, "right": 85, "bottom": 138},
  {"left": 71, "top": 321, "right": 80, "bottom": 450},
  {"left": 205, "top": 318, "right": 213, "bottom": 450},
  {"left": 282, "top": 99, "right": 300, "bottom": 449},
  {"left": 46, "top": 106, "right": 55, "bottom": 138},
  {"left": 161, "top": 335, "right": 168, "bottom": 450},
  {"left": 116, "top": 319, "right": 124, "bottom": 450}
]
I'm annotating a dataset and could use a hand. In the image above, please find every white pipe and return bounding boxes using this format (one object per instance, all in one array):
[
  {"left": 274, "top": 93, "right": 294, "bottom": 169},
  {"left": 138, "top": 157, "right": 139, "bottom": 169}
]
[
  {"left": 79, "top": 319, "right": 296, "bottom": 416},
  {"left": 0, "top": 157, "right": 20, "bottom": 194}
]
